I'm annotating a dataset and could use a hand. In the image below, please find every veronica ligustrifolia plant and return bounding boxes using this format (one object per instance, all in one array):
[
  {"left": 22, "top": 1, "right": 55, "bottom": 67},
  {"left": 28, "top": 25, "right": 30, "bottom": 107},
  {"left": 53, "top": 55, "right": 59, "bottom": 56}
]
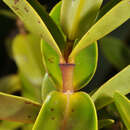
[{"left": 0, "top": 0, "right": 130, "bottom": 129}]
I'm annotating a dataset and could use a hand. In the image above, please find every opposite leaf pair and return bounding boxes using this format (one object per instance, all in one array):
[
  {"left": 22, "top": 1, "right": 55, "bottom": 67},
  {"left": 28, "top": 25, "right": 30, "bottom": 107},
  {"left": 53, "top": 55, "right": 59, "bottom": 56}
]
[{"left": 3, "top": 0, "right": 130, "bottom": 91}]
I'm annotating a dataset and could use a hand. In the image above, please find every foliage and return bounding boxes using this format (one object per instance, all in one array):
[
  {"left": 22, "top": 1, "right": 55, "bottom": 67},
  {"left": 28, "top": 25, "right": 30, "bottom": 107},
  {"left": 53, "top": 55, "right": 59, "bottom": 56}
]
[{"left": 0, "top": 0, "right": 130, "bottom": 129}]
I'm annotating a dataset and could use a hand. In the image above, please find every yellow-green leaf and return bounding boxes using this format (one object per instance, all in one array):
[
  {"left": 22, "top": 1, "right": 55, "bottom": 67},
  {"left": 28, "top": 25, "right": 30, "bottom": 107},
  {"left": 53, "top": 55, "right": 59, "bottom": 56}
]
[
  {"left": 12, "top": 34, "right": 44, "bottom": 88},
  {"left": 12, "top": 34, "right": 44, "bottom": 102},
  {"left": 0, "top": 121, "right": 23, "bottom": 130},
  {"left": 0, "top": 92, "right": 41, "bottom": 123},
  {"left": 41, "top": 40, "right": 62, "bottom": 89},
  {"left": 64, "top": 92, "right": 98, "bottom": 130},
  {"left": 69, "top": 0, "right": 130, "bottom": 61},
  {"left": 22, "top": 124, "right": 33, "bottom": 130},
  {"left": 41, "top": 73, "right": 57, "bottom": 101},
  {"left": 73, "top": 42, "right": 98, "bottom": 90},
  {"left": 50, "top": 1, "right": 66, "bottom": 40},
  {"left": 98, "top": 0, "right": 120, "bottom": 19},
  {"left": 0, "top": 74, "right": 21, "bottom": 93},
  {"left": 3, "top": 0, "right": 62, "bottom": 56},
  {"left": 60, "top": 0, "right": 103, "bottom": 40},
  {"left": 33, "top": 91, "right": 97, "bottom": 130},
  {"left": 27, "top": 0, "right": 65, "bottom": 51},
  {"left": 114, "top": 92, "right": 130, "bottom": 129},
  {"left": 33, "top": 91, "right": 67, "bottom": 130},
  {"left": 92, "top": 65, "right": 130, "bottom": 110}
]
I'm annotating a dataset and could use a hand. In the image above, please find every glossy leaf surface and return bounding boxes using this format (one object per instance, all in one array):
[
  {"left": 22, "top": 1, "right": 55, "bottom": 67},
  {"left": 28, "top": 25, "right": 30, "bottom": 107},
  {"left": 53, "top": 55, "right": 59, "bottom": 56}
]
[
  {"left": 3, "top": 0, "right": 62, "bottom": 56},
  {"left": 41, "top": 40, "right": 62, "bottom": 89},
  {"left": 92, "top": 65, "right": 130, "bottom": 110},
  {"left": 33, "top": 91, "right": 67, "bottom": 130},
  {"left": 73, "top": 42, "right": 98, "bottom": 90},
  {"left": 50, "top": 1, "right": 65, "bottom": 39},
  {"left": 114, "top": 92, "right": 130, "bottom": 129},
  {"left": 60, "top": 0, "right": 103, "bottom": 40},
  {"left": 27, "top": 0, "right": 65, "bottom": 51},
  {"left": 41, "top": 73, "right": 57, "bottom": 101},
  {"left": 0, "top": 74, "right": 21, "bottom": 93},
  {"left": 64, "top": 92, "right": 97, "bottom": 130},
  {"left": 0, "top": 92, "right": 41, "bottom": 123},
  {"left": 33, "top": 91, "right": 97, "bottom": 130},
  {"left": 69, "top": 0, "right": 130, "bottom": 61},
  {"left": 41, "top": 3, "right": 98, "bottom": 90},
  {"left": 100, "top": 36, "right": 130, "bottom": 70}
]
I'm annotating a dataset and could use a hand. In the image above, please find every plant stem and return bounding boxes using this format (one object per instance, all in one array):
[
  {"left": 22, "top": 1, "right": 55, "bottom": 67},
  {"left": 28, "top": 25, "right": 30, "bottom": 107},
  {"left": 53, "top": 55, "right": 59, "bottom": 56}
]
[
  {"left": 60, "top": 64, "right": 75, "bottom": 92},
  {"left": 63, "top": 40, "right": 74, "bottom": 63}
]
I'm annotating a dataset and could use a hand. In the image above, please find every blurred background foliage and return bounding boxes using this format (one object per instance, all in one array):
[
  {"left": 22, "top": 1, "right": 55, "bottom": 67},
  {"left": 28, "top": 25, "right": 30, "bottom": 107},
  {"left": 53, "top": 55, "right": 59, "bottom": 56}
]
[{"left": 0, "top": 0, "right": 130, "bottom": 93}]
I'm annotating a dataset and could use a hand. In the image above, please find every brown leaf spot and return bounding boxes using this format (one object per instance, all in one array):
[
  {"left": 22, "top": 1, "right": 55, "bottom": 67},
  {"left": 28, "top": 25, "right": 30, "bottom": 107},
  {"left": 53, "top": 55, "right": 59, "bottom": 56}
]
[
  {"left": 24, "top": 7, "right": 29, "bottom": 13},
  {"left": 40, "top": 34, "right": 43, "bottom": 38},
  {"left": 38, "top": 20, "right": 40, "bottom": 24},
  {"left": 48, "top": 57, "right": 54, "bottom": 63},
  {"left": 12, "top": 6, "right": 19, "bottom": 11},
  {"left": 72, "top": 109, "right": 74, "bottom": 112},
  {"left": 51, "top": 117, "right": 55, "bottom": 120},
  {"left": 50, "top": 108, "right": 54, "bottom": 112},
  {"left": 32, "top": 103, "right": 40, "bottom": 107},
  {"left": 28, "top": 115, "right": 31, "bottom": 118},
  {"left": 14, "top": 0, "right": 19, "bottom": 4},
  {"left": 24, "top": 101, "right": 31, "bottom": 105}
]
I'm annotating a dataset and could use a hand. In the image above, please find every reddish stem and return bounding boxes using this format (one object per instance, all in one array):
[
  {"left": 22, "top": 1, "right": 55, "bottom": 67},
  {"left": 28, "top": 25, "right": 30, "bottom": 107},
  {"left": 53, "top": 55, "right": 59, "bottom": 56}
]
[{"left": 60, "top": 64, "right": 75, "bottom": 92}]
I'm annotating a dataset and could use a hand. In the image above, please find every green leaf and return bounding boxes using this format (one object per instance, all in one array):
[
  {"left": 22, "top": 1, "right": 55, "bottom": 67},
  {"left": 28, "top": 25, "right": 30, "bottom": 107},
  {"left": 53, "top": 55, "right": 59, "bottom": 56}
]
[
  {"left": 41, "top": 40, "right": 62, "bottom": 89},
  {"left": 0, "top": 74, "right": 21, "bottom": 93},
  {"left": 0, "top": 9, "right": 16, "bottom": 19},
  {"left": 19, "top": 72, "right": 42, "bottom": 103},
  {"left": 98, "top": 119, "right": 115, "bottom": 129},
  {"left": 98, "top": 0, "right": 120, "bottom": 19},
  {"left": 92, "top": 65, "right": 130, "bottom": 110},
  {"left": 33, "top": 91, "right": 67, "bottom": 130},
  {"left": 27, "top": 0, "right": 65, "bottom": 51},
  {"left": 3, "top": 0, "right": 62, "bottom": 56},
  {"left": 64, "top": 92, "right": 98, "bottom": 130},
  {"left": 12, "top": 34, "right": 44, "bottom": 102},
  {"left": 69, "top": 0, "right": 130, "bottom": 61},
  {"left": 100, "top": 36, "right": 130, "bottom": 70},
  {"left": 33, "top": 91, "right": 97, "bottom": 130},
  {"left": 50, "top": 1, "right": 66, "bottom": 40},
  {"left": 22, "top": 124, "right": 33, "bottom": 130},
  {"left": 60, "top": 0, "right": 103, "bottom": 40},
  {"left": 41, "top": 73, "right": 57, "bottom": 101},
  {"left": 12, "top": 34, "right": 44, "bottom": 87},
  {"left": 73, "top": 42, "right": 98, "bottom": 90},
  {"left": 0, "top": 92, "right": 41, "bottom": 123},
  {"left": 0, "top": 121, "right": 23, "bottom": 130},
  {"left": 114, "top": 92, "right": 130, "bottom": 129}
]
